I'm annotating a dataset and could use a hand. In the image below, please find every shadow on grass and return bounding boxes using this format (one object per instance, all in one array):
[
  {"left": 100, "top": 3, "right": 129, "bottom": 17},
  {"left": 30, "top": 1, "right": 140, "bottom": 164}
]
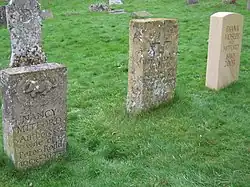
[{"left": 103, "top": 143, "right": 129, "bottom": 161}]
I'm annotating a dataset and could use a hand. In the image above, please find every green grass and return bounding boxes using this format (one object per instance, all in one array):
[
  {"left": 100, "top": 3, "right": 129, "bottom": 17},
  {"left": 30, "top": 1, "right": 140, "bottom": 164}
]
[{"left": 1, "top": 0, "right": 250, "bottom": 186}]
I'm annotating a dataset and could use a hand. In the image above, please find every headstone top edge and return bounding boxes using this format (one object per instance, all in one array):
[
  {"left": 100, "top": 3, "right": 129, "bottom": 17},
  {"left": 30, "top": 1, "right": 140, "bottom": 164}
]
[
  {"left": 131, "top": 18, "right": 177, "bottom": 23},
  {"left": 1, "top": 63, "right": 66, "bottom": 75},
  {"left": 211, "top": 12, "right": 243, "bottom": 18}
]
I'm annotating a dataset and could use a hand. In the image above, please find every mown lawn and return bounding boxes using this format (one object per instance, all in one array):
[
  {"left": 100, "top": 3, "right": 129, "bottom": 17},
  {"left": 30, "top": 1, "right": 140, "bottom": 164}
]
[{"left": 0, "top": 0, "right": 250, "bottom": 186}]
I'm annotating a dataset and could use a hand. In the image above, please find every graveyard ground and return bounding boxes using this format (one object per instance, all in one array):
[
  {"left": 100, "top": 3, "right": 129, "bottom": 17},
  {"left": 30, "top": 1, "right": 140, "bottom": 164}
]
[{"left": 0, "top": 0, "right": 250, "bottom": 186}]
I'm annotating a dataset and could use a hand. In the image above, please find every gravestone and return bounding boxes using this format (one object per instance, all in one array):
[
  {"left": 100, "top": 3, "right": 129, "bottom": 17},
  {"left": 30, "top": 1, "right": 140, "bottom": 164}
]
[
  {"left": 222, "top": 0, "right": 236, "bottom": 4},
  {"left": 127, "top": 18, "right": 178, "bottom": 113},
  {"left": 40, "top": 9, "right": 54, "bottom": 20},
  {"left": 1, "top": 64, "right": 67, "bottom": 169},
  {"left": 1, "top": 0, "right": 67, "bottom": 169},
  {"left": 247, "top": 0, "right": 250, "bottom": 10},
  {"left": 89, "top": 3, "right": 109, "bottom": 12},
  {"left": 0, "top": 5, "right": 6, "bottom": 27},
  {"left": 109, "top": 0, "right": 123, "bottom": 5},
  {"left": 131, "top": 11, "right": 152, "bottom": 19},
  {"left": 206, "top": 12, "right": 243, "bottom": 90},
  {"left": 6, "top": 0, "right": 46, "bottom": 67},
  {"left": 187, "top": 0, "right": 199, "bottom": 4},
  {"left": 109, "top": 9, "right": 126, "bottom": 14}
]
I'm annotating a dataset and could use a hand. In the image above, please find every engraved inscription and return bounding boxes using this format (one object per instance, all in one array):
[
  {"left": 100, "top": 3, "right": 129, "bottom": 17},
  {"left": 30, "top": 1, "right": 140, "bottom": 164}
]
[
  {"left": 223, "top": 24, "right": 241, "bottom": 67},
  {"left": 13, "top": 108, "right": 66, "bottom": 168}
]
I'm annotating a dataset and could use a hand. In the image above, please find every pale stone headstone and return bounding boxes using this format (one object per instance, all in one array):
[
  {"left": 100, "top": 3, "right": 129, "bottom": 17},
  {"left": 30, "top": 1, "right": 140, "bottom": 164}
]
[
  {"left": 222, "top": 0, "right": 236, "bottom": 4},
  {"left": 131, "top": 11, "right": 152, "bottom": 19},
  {"left": 206, "top": 12, "right": 243, "bottom": 90},
  {"left": 109, "top": 0, "right": 123, "bottom": 5},
  {"left": 247, "top": 0, "right": 250, "bottom": 10},
  {"left": 0, "top": 5, "right": 6, "bottom": 27},
  {"left": 6, "top": 0, "right": 46, "bottom": 67},
  {"left": 187, "top": 0, "right": 199, "bottom": 4},
  {"left": 127, "top": 18, "right": 178, "bottom": 113},
  {"left": 1, "top": 0, "right": 68, "bottom": 169}
]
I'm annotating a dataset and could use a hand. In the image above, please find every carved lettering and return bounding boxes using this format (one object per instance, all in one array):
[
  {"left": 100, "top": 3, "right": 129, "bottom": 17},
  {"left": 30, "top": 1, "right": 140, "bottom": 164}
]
[
  {"left": 223, "top": 44, "right": 239, "bottom": 52},
  {"left": 18, "top": 152, "right": 62, "bottom": 167},
  {"left": 44, "top": 140, "right": 64, "bottom": 152},
  {"left": 12, "top": 107, "right": 65, "bottom": 168},
  {"left": 223, "top": 24, "right": 241, "bottom": 67},
  {"left": 224, "top": 53, "right": 236, "bottom": 67},
  {"left": 19, "top": 148, "right": 43, "bottom": 159},
  {"left": 226, "top": 25, "right": 239, "bottom": 33},
  {"left": 20, "top": 108, "right": 56, "bottom": 124}
]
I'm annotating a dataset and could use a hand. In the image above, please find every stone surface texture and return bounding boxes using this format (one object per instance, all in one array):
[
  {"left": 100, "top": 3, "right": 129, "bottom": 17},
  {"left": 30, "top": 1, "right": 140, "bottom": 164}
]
[
  {"left": 6, "top": 0, "right": 47, "bottom": 68},
  {"left": 0, "top": 5, "right": 6, "bottom": 27},
  {"left": 127, "top": 18, "right": 178, "bottom": 113},
  {"left": 0, "top": 63, "right": 67, "bottom": 169},
  {"left": 206, "top": 12, "right": 243, "bottom": 90}
]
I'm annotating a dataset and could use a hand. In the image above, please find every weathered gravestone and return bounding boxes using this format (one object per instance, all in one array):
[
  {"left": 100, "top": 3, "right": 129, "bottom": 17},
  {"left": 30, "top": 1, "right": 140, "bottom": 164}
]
[
  {"left": 0, "top": 0, "right": 67, "bottom": 169},
  {"left": 187, "top": 0, "right": 199, "bottom": 4},
  {"left": 109, "top": 0, "right": 123, "bottom": 5},
  {"left": 0, "top": 5, "right": 6, "bottom": 27},
  {"left": 206, "top": 12, "right": 243, "bottom": 90},
  {"left": 6, "top": 0, "right": 46, "bottom": 68},
  {"left": 109, "top": 9, "right": 126, "bottom": 14},
  {"left": 131, "top": 11, "right": 152, "bottom": 19},
  {"left": 222, "top": 0, "right": 236, "bottom": 4},
  {"left": 89, "top": 3, "right": 109, "bottom": 12},
  {"left": 247, "top": 0, "right": 250, "bottom": 10},
  {"left": 127, "top": 18, "right": 178, "bottom": 113},
  {"left": 40, "top": 9, "right": 54, "bottom": 20}
]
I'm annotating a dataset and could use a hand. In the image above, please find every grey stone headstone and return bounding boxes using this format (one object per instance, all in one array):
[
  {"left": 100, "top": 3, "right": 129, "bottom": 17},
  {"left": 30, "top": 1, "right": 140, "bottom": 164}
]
[
  {"left": 247, "top": 0, "right": 250, "bottom": 10},
  {"left": 109, "top": 9, "right": 126, "bottom": 14},
  {"left": 187, "top": 0, "right": 199, "bottom": 4},
  {"left": 89, "top": 3, "right": 109, "bottom": 12},
  {"left": 40, "top": 9, "right": 54, "bottom": 20},
  {"left": 222, "top": 0, "right": 236, "bottom": 4},
  {"left": 0, "top": 63, "right": 67, "bottom": 169},
  {"left": 2, "top": 0, "right": 68, "bottom": 170},
  {"left": 109, "top": 0, "right": 123, "bottom": 5},
  {"left": 6, "top": 0, "right": 47, "bottom": 68},
  {"left": 0, "top": 5, "right": 6, "bottom": 27}
]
